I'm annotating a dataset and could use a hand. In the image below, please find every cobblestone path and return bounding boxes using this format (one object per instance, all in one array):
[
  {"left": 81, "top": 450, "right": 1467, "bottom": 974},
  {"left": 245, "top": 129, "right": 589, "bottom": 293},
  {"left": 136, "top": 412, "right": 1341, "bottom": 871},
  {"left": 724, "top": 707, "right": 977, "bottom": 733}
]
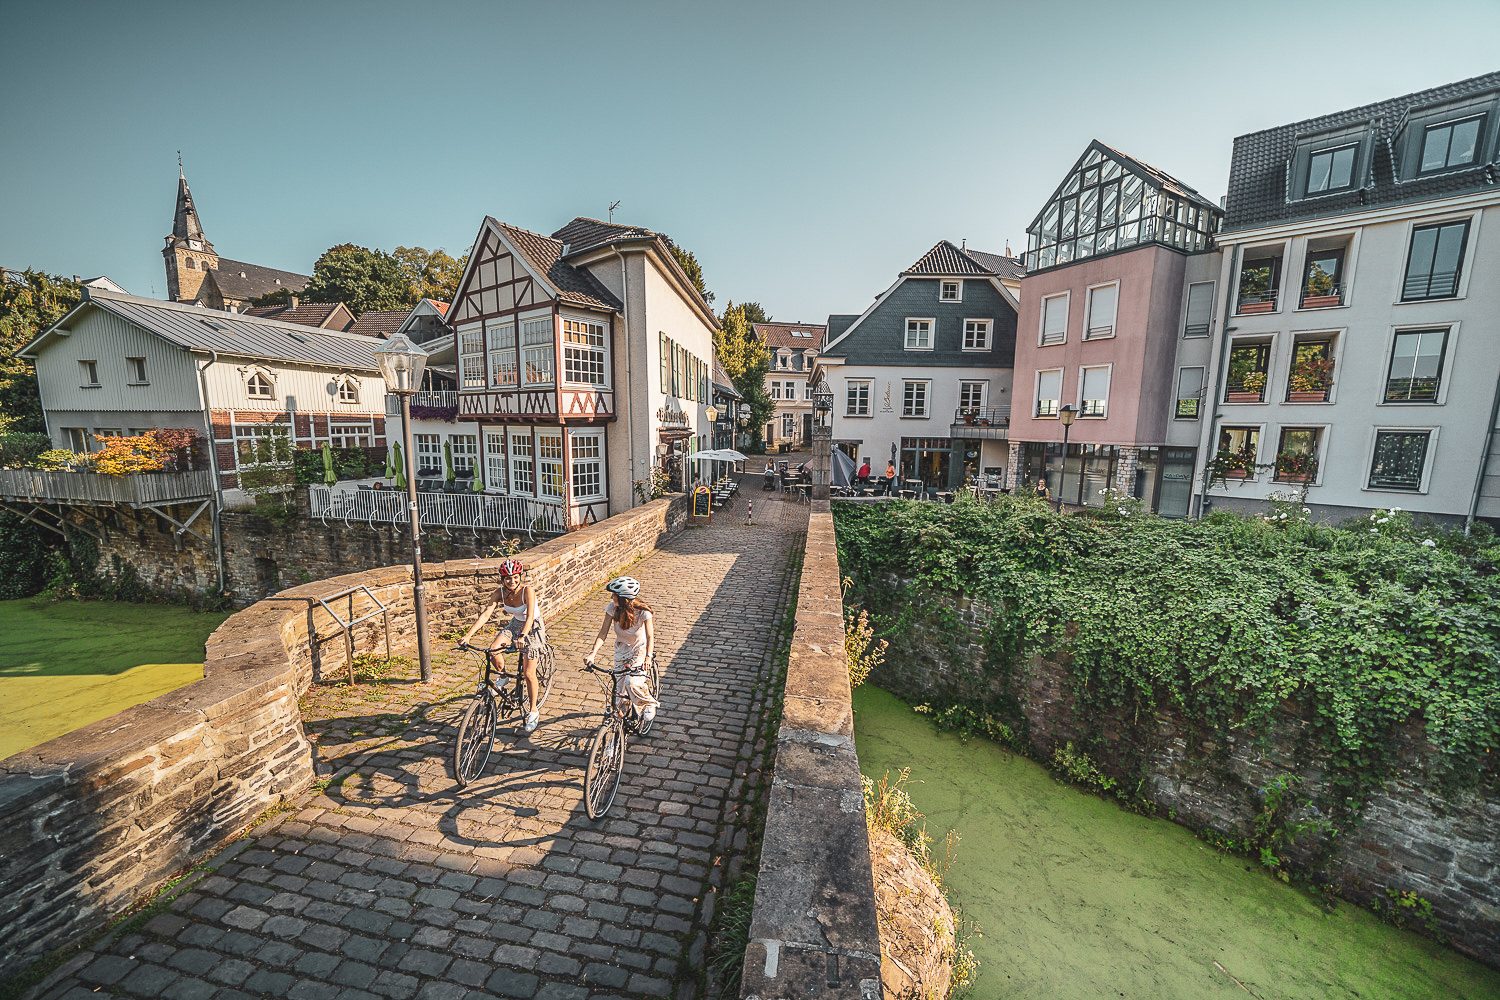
[{"left": 33, "top": 497, "right": 809, "bottom": 1000}]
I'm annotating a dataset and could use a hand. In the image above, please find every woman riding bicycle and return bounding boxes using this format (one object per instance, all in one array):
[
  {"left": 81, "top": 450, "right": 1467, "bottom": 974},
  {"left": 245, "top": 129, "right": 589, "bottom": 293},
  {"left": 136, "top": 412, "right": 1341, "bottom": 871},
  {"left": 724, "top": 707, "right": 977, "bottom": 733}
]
[
  {"left": 460, "top": 558, "right": 547, "bottom": 733},
  {"left": 586, "top": 576, "right": 659, "bottom": 729}
]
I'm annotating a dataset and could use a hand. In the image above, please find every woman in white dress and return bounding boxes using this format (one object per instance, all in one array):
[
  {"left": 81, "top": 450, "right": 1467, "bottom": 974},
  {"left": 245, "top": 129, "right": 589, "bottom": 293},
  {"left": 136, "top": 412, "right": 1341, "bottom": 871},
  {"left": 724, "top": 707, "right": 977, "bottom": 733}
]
[{"left": 586, "top": 576, "right": 659, "bottom": 728}]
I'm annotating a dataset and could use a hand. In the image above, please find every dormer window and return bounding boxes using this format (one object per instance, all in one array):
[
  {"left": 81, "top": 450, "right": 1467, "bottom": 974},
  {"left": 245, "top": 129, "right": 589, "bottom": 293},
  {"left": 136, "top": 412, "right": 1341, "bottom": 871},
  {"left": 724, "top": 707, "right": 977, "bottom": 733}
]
[
  {"left": 1419, "top": 115, "right": 1484, "bottom": 174},
  {"left": 337, "top": 377, "right": 359, "bottom": 404},
  {"left": 1290, "top": 126, "right": 1369, "bottom": 200},
  {"left": 940, "top": 280, "right": 962, "bottom": 302},
  {"left": 1307, "top": 143, "right": 1357, "bottom": 194},
  {"left": 247, "top": 371, "right": 274, "bottom": 398}
]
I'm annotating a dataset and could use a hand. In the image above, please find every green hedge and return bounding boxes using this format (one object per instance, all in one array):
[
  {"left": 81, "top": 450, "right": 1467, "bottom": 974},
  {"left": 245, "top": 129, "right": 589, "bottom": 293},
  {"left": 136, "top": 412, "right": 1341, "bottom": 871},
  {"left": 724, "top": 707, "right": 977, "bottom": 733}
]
[{"left": 834, "top": 496, "right": 1500, "bottom": 801}]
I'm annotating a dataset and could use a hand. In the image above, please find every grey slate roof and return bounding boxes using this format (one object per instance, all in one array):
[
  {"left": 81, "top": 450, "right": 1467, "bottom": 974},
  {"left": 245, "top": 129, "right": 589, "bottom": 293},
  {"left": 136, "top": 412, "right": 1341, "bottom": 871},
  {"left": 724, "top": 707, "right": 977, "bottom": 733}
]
[
  {"left": 202, "top": 258, "right": 311, "bottom": 302},
  {"left": 494, "top": 221, "right": 624, "bottom": 312},
  {"left": 712, "top": 360, "right": 743, "bottom": 400},
  {"left": 902, "top": 241, "right": 1023, "bottom": 279},
  {"left": 822, "top": 314, "right": 858, "bottom": 353},
  {"left": 26, "top": 290, "right": 381, "bottom": 371},
  {"left": 1225, "top": 71, "right": 1500, "bottom": 232}
]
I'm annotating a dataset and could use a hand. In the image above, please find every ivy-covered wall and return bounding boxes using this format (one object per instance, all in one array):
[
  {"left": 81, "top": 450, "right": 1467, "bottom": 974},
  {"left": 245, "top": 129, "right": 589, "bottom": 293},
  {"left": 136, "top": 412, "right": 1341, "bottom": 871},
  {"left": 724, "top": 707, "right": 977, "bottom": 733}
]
[{"left": 835, "top": 496, "right": 1500, "bottom": 966}]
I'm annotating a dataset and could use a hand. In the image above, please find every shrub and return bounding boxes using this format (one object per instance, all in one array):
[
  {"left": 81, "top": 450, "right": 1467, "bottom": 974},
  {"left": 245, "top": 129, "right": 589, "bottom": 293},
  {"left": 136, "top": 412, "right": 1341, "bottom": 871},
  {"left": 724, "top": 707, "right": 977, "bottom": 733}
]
[
  {"left": 0, "top": 431, "right": 50, "bottom": 468},
  {"left": 834, "top": 495, "right": 1500, "bottom": 809},
  {"left": 91, "top": 434, "right": 169, "bottom": 476}
]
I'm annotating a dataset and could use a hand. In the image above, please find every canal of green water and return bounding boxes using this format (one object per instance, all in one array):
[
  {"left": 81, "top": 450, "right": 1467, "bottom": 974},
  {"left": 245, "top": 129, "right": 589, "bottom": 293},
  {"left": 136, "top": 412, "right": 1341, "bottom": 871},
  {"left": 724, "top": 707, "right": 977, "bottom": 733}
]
[{"left": 852, "top": 685, "right": 1500, "bottom": 1000}]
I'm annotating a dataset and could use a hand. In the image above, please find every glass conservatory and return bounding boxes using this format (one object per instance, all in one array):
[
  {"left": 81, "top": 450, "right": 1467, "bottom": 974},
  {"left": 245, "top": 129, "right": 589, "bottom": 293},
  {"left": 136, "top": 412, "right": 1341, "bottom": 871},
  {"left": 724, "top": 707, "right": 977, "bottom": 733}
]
[{"left": 1026, "top": 143, "right": 1222, "bottom": 271}]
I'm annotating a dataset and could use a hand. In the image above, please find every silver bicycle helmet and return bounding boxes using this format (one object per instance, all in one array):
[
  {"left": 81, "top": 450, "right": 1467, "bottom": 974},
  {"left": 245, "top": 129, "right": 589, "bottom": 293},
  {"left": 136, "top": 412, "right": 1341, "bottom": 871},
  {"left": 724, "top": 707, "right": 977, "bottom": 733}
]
[{"left": 605, "top": 576, "right": 641, "bottom": 599}]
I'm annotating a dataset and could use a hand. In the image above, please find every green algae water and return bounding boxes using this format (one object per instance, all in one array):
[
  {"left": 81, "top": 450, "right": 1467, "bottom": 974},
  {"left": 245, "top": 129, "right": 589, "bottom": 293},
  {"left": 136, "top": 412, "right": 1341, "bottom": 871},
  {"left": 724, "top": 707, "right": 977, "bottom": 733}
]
[
  {"left": 0, "top": 598, "right": 229, "bottom": 760},
  {"left": 852, "top": 685, "right": 1500, "bottom": 1000}
]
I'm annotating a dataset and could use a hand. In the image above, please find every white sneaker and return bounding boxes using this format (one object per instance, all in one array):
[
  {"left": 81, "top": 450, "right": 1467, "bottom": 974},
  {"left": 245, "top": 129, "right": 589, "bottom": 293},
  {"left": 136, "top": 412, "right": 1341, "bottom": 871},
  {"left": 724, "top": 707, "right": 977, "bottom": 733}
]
[
  {"left": 523, "top": 710, "right": 539, "bottom": 733},
  {"left": 639, "top": 706, "right": 656, "bottom": 726}
]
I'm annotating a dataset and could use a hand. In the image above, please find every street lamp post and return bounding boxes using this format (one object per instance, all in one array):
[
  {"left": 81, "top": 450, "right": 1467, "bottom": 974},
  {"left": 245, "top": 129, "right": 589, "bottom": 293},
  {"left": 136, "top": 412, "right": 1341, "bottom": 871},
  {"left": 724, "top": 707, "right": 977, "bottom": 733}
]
[
  {"left": 811, "top": 379, "right": 834, "bottom": 500},
  {"left": 374, "top": 334, "right": 432, "bottom": 682},
  {"left": 1056, "top": 404, "right": 1077, "bottom": 513}
]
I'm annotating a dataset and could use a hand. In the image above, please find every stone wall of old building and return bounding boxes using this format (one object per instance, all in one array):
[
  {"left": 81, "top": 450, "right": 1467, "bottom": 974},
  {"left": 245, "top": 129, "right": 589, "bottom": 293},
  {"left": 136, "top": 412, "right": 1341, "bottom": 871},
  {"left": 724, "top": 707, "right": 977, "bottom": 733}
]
[
  {"left": 853, "top": 579, "right": 1500, "bottom": 968},
  {"left": 0, "top": 494, "right": 689, "bottom": 973},
  {"left": 64, "top": 492, "right": 554, "bottom": 606}
]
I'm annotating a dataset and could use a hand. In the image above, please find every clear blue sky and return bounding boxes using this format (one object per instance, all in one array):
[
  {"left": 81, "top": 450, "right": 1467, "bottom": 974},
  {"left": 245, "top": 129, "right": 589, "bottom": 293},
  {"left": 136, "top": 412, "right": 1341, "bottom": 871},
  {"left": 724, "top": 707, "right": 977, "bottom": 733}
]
[{"left": 3, "top": 1, "right": 1497, "bottom": 322}]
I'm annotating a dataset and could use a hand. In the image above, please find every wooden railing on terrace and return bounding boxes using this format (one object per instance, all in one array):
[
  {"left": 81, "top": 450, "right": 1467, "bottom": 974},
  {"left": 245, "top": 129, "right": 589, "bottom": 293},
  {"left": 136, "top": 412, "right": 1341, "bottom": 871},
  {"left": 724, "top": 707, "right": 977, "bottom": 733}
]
[{"left": 0, "top": 469, "right": 214, "bottom": 506}]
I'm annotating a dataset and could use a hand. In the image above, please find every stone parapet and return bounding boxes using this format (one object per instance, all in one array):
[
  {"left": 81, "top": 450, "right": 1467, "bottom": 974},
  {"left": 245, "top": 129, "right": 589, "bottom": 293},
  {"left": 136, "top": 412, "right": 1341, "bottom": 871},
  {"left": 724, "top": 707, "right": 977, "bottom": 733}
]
[
  {"left": 0, "top": 494, "right": 688, "bottom": 972},
  {"left": 741, "top": 505, "right": 883, "bottom": 999}
]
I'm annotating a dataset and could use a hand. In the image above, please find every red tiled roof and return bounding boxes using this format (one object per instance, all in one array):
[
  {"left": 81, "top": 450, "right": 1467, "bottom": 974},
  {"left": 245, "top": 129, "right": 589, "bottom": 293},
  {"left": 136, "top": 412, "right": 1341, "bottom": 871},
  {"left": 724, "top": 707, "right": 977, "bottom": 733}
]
[{"left": 752, "top": 321, "right": 827, "bottom": 350}]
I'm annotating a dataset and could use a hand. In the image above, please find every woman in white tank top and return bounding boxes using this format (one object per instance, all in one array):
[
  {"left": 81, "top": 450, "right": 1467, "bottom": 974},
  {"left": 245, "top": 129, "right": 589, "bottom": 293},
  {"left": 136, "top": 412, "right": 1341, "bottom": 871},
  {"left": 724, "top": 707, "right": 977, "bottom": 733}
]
[{"left": 460, "top": 558, "right": 547, "bottom": 732}]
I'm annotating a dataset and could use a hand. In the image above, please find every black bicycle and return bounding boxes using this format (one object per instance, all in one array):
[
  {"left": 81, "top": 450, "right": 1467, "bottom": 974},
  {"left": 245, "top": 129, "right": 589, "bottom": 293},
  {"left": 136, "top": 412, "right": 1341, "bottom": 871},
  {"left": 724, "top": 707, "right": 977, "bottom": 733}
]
[
  {"left": 581, "top": 655, "right": 660, "bottom": 819},
  {"left": 451, "top": 636, "right": 556, "bottom": 788}
]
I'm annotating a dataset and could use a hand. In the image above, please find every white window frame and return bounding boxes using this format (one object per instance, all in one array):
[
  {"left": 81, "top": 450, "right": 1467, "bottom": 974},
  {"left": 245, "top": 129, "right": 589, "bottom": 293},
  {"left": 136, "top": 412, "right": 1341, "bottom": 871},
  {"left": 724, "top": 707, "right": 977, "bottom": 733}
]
[
  {"left": 1039, "top": 292, "right": 1069, "bottom": 346},
  {"left": 460, "top": 325, "right": 486, "bottom": 389},
  {"left": 1077, "top": 363, "right": 1112, "bottom": 418},
  {"left": 246, "top": 370, "right": 275, "bottom": 399},
  {"left": 537, "top": 429, "right": 564, "bottom": 500},
  {"left": 508, "top": 428, "right": 535, "bottom": 495},
  {"left": 1273, "top": 423, "right": 1331, "bottom": 487},
  {"left": 79, "top": 359, "right": 100, "bottom": 387},
  {"left": 1084, "top": 281, "right": 1119, "bottom": 340},
  {"left": 234, "top": 422, "right": 291, "bottom": 466},
  {"left": 962, "top": 319, "right": 993, "bottom": 351},
  {"left": 563, "top": 317, "right": 608, "bottom": 386},
  {"left": 328, "top": 421, "right": 373, "bottom": 448},
  {"left": 901, "top": 379, "right": 930, "bottom": 418},
  {"left": 336, "top": 376, "right": 360, "bottom": 404},
  {"left": 846, "top": 379, "right": 872, "bottom": 417},
  {"left": 484, "top": 430, "right": 507, "bottom": 494},
  {"left": 486, "top": 320, "right": 516, "bottom": 388},
  {"left": 414, "top": 433, "right": 442, "bottom": 476},
  {"left": 904, "top": 318, "right": 934, "bottom": 351},
  {"left": 449, "top": 433, "right": 479, "bottom": 478},
  {"left": 940, "top": 279, "right": 963, "bottom": 302},
  {"left": 520, "top": 315, "right": 554, "bottom": 387},
  {"left": 126, "top": 357, "right": 148, "bottom": 385},
  {"left": 1364, "top": 425, "right": 1439, "bottom": 494},
  {"left": 569, "top": 429, "right": 605, "bottom": 502},
  {"left": 958, "top": 380, "right": 988, "bottom": 412},
  {"left": 1034, "top": 367, "right": 1063, "bottom": 418},
  {"left": 1218, "top": 422, "right": 1267, "bottom": 474}
]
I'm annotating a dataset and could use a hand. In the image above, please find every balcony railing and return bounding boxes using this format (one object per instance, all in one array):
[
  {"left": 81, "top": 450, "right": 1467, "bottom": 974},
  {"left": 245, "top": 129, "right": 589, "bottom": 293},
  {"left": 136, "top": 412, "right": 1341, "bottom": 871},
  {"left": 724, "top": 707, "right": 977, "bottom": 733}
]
[
  {"left": 385, "top": 389, "right": 459, "bottom": 417},
  {"left": 1236, "top": 288, "right": 1279, "bottom": 314},
  {"left": 308, "top": 485, "right": 566, "bottom": 541},
  {"left": 952, "top": 406, "right": 1011, "bottom": 427},
  {"left": 0, "top": 469, "right": 214, "bottom": 506}
]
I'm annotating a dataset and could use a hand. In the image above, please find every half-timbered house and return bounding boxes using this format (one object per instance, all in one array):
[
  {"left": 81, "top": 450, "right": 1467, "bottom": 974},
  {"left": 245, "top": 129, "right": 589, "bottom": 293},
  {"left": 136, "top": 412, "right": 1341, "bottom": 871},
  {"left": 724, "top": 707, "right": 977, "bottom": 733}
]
[{"left": 446, "top": 215, "right": 719, "bottom": 527}]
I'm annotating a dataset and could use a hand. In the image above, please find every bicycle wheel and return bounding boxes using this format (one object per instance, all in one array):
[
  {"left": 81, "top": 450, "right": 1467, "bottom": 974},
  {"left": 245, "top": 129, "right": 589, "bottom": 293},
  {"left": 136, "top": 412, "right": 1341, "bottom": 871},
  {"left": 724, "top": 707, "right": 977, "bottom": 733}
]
[
  {"left": 453, "top": 691, "right": 497, "bottom": 787},
  {"left": 584, "top": 720, "right": 626, "bottom": 819}
]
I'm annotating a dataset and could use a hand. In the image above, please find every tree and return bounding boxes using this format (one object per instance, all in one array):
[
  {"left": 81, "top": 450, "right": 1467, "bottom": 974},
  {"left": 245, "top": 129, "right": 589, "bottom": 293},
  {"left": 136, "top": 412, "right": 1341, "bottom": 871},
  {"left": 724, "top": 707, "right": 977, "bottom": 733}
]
[
  {"left": 0, "top": 270, "right": 83, "bottom": 434},
  {"left": 394, "top": 246, "right": 468, "bottom": 303},
  {"left": 717, "top": 302, "right": 774, "bottom": 450},
  {"left": 740, "top": 302, "right": 771, "bottom": 325},
  {"left": 303, "top": 244, "right": 417, "bottom": 314},
  {"left": 663, "top": 237, "right": 713, "bottom": 306}
]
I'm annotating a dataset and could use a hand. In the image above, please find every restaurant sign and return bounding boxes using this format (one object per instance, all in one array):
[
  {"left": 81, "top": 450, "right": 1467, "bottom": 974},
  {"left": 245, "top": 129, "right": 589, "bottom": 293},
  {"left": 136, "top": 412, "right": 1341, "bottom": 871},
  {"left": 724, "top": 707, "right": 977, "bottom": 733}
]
[{"left": 656, "top": 404, "right": 690, "bottom": 429}]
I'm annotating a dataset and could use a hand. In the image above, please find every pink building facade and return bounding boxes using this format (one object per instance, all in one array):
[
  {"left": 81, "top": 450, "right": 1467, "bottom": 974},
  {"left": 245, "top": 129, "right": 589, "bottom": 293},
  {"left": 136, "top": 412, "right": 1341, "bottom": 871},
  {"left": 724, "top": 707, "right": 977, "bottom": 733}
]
[{"left": 1007, "top": 142, "right": 1223, "bottom": 515}]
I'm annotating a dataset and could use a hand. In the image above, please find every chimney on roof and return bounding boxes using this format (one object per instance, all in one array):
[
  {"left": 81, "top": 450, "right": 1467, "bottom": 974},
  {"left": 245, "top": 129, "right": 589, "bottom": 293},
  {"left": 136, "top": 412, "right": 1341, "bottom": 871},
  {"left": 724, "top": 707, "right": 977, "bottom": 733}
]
[
  {"left": 961, "top": 238, "right": 967, "bottom": 249},
  {"left": 1004, "top": 240, "right": 1013, "bottom": 256},
  {"left": 289, "top": 294, "right": 300, "bottom": 308}
]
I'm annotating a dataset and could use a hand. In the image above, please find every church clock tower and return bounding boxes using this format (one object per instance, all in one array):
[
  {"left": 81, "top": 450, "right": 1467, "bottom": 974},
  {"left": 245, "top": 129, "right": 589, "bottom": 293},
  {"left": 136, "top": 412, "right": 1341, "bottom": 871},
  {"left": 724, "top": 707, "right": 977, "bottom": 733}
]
[{"left": 162, "top": 163, "right": 218, "bottom": 302}]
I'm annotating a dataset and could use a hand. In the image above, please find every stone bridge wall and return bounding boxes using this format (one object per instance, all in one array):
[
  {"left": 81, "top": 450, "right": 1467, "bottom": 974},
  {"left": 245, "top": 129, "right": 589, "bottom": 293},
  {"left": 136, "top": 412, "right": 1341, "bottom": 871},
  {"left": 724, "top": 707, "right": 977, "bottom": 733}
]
[
  {"left": 858, "top": 577, "right": 1500, "bottom": 968},
  {"left": 0, "top": 494, "right": 688, "bottom": 973},
  {"left": 740, "top": 507, "right": 884, "bottom": 999}
]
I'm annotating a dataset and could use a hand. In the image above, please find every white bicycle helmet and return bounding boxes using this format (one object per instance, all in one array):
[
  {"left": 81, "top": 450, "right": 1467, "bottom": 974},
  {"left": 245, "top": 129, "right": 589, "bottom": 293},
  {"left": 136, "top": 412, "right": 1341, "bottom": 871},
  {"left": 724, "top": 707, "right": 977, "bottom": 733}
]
[{"left": 605, "top": 576, "right": 641, "bottom": 599}]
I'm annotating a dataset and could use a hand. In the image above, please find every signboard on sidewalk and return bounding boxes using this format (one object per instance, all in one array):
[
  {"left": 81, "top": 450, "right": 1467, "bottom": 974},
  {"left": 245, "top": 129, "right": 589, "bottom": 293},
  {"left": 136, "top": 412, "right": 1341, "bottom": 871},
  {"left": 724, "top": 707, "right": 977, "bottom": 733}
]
[{"left": 691, "top": 484, "right": 712, "bottom": 524}]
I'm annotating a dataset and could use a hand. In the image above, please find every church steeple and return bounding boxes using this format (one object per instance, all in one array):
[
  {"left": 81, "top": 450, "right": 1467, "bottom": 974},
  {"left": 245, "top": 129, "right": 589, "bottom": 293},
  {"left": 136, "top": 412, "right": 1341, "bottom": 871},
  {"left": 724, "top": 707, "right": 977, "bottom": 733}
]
[{"left": 163, "top": 157, "right": 218, "bottom": 302}]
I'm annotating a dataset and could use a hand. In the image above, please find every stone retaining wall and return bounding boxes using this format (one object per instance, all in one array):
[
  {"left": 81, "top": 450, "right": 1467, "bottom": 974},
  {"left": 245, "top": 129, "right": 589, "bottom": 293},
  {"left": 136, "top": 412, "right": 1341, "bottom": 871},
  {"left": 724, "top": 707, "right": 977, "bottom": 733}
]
[
  {"left": 0, "top": 495, "right": 688, "bottom": 973},
  {"left": 740, "top": 506, "right": 884, "bottom": 999},
  {"left": 857, "top": 579, "right": 1500, "bottom": 967}
]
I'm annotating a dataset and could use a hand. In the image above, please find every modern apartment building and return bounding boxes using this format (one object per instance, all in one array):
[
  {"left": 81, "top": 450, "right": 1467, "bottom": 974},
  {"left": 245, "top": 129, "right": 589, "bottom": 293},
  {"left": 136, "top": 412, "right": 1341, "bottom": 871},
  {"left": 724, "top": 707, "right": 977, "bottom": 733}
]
[
  {"left": 1199, "top": 72, "right": 1500, "bottom": 525},
  {"left": 816, "top": 241, "right": 1022, "bottom": 489},
  {"left": 1009, "top": 142, "right": 1224, "bottom": 515},
  {"left": 752, "top": 321, "right": 824, "bottom": 450}
]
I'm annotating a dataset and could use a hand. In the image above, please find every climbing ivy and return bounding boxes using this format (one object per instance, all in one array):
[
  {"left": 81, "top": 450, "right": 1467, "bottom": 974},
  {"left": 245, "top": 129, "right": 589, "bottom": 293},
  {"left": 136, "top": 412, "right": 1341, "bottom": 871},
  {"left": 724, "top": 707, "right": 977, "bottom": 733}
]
[{"left": 834, "top": 495, "right": 1500, "bottom": 809}]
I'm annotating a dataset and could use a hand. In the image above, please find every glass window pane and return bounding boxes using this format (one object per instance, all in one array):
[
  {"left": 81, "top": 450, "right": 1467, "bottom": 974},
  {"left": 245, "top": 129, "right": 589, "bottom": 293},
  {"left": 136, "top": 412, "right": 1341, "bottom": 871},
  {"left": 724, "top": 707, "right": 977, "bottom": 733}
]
[
  {"left": 1421, "top": 127, "right": 1450, "bottom": 172},
  {"left": 1451, "top": 117, "right": 1481, "bottom": 164},
  {"left": 1368, "top": 431, "right": 1430, "bottom": 490}
]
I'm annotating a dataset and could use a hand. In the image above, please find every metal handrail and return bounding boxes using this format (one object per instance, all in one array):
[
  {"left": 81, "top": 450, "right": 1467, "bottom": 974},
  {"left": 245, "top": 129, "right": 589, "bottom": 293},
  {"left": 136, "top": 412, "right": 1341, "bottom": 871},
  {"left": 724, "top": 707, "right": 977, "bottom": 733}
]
[
  {"left": 313, "top": 584, "right": 393, "bottom": 685},
  {"left": 952, "top": 406, "right": 1012, "bottom": 425},
  {"left": 308, "top": 485, "right": 566, "bottom": 541}
]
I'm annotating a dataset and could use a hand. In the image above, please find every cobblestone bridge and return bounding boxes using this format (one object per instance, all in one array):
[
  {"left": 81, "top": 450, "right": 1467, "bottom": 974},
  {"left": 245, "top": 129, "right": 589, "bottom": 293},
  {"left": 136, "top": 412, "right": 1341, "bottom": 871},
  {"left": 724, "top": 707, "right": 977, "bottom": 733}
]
[{"left": 32, "top": 500, "right": 810, "bottom": 1000}]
